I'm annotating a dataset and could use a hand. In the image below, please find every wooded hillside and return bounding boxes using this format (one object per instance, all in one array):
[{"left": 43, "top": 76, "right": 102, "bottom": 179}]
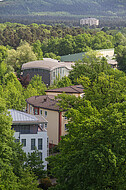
[{"left": 0, "top": 0, "right": 126, "bottom": 21}]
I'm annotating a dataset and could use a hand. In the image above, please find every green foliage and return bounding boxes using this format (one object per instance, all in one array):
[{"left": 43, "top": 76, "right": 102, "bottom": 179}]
[
  {"left": 0, "top": 45, "right": 8, "bottom": 63},
  {"left": 48, "top": 55, "right": 126, "bottom": 189},
  {"left": 44, "top": 52, "right": 61, "bottom": 61},
  {"left": 0, "top": 98, "right": 39, "bottom": 189},
  {"left": 0, "top": 0, "right": 126, "bottom": 22},
  {"left": 49, "top": 76, "right": 72, "bottom": 89},
  {"left": 28, "top": 75, "right": 47, "bottom": 95},
  {"left": 6, "top": 41, "right": 37, "bottom": 74},
  {"left": 69, "top": 51, "right": 112, "bottom": 84},
  {"left": 91, "top": 31, "right": 114, "bottom": 50},
  {"left": 32, "top": 40, "right": 43, "bottom": 60},
  {"left": 115, "top": 45, "right": 126, "bottom": 72},
  {"left": 25, "top": 149, "right": 46, "bottom": 179},
  {"left": 48, "top": 97, "right": 126, "bottom": 190},
  {"left": 79, "top": 72, "right": 126, "bottom": 110},
  {"left": 1, "top": 73, "right": 25, "bottom": 110},
  {"left": 114, "top": 32, "right": 126, "bottom": 47}
]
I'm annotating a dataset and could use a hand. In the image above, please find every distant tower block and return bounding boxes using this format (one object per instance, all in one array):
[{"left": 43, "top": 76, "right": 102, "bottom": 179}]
[{"left": 80, "top": 18, "right": 99, "bottom": 26}]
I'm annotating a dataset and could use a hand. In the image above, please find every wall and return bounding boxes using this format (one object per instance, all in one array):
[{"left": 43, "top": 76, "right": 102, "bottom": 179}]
[
  {"left": 23, "top": 68, "right": 50, "bottom": 86},
  {"left": 14, "top": 131, "right": 48, "bottom": 170},
  {"left": 27, "top": 104, "right": 60, "bottom": 145},
  {"left": 46, "top": 91, "right": 84, "bottom": 97}
]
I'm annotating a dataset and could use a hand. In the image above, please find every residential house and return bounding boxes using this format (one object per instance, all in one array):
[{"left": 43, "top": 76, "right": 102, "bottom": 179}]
[
  {"left": 9, "top": 109, "right": 48, "bottom": 170},
  {"left": 26, "top": 85, "right": 84, "bottom": 146},
  {"left": 45, "top": 84, "right": 84, "bottom": 97},
  {"left": 22, "top": 58, "right": 75, "bottom": 86}
]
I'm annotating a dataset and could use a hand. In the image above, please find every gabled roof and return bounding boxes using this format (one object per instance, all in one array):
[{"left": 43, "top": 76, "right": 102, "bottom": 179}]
[
  {"left": 22, "top": 58, "right": 74, "bottom": 71},
  {"left": 46, "top": 85, "right": 84, "bottom": 94},
  {"left": 8, "top": 109, "right": 47, "bottom": 124},
  {"left": 26, "top": 95, "right": 60, "bottom": 111}
]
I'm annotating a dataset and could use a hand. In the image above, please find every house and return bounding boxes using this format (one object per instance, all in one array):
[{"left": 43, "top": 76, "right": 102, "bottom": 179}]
[
  {"left": 45, "top": 85, "right": 84, "bottom": 97},
  {"left": 26, "top": 95, "right": 66, "bottom": 146},
  {"left": 22, "top": 58, "right": 75, "bottom": 86},
  {"left": 26, "top": 85, "right": 84, "bottom": 146},
  {"left": 9, "top": 109, "right": 48, "bottom": 170},
  {"left": 80, "top": 18, "right": 99, "bottom": 26}
]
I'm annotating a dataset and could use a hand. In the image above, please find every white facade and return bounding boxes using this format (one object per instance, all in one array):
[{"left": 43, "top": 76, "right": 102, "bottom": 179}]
[
  {"left": 9, "top": 109, "right": 49, "bottom": 170},
  {"left": 14, "top": 131, "right": 48, "bottom": 170},
  {"left": 80, "top": 18, "right": 99, "bottom": 26}
]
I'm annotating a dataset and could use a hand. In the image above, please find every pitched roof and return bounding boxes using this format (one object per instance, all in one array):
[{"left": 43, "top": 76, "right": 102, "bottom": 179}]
[
  {"left": 26, "top": 95, "right": 60, "bottom": 111},
  {"left": 46, "top": 85, "right": 84, "bottom": 94},
  {"left": 8, "top": 109, "right": 47, "bottom": 124},
  {"left": 22, "top": 58, "right": 74, "bottom": 71}
]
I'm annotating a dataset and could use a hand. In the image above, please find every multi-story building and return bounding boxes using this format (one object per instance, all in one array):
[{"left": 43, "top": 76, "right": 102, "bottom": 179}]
[
  {"left": 22, "top": 58, "right": 75, "bottom": 86},
  {"left": 9, "top": 109, "right": 48, "bottom": 170},
  {"left": 26, "top": 85, "right": 84, "bottom": 146},
  {"left": 80, "top": 18, "right": 99, "bottom": 26}
]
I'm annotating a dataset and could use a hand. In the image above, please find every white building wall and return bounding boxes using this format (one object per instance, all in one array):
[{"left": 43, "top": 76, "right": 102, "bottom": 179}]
[{"left": 14, "top": 131, "right": 48, "bottom": 170}]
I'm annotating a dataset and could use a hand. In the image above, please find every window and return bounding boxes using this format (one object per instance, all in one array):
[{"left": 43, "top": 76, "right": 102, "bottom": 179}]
[
  {"left": 47, "top": 149, "right": 49, "bottom": 157},
  {"left": 65, "top": 116, "right": 67, "bottom": 120},
  {"left": 21, "top": 125, "right": 30, "bottom": 134},
  {"left": 65, "top": 124, "right": 68, "bottom": 131},
  {"left": 47, "top": 138, "right": 49, "bottom": 148},
  {"left": 40, "top": 110, "right": 42, "bottom": 115},
  {"left": 39, "top": 152, "right": 42, "bottom": 160},
  {"left": 45, "top": 111, "right": 47, "bottom": 117},
  {"left": 60, "top": 68, "right": 62, "bottom": 74},
  {"left": 27, "top": 104, "right": 28, "bottom": 112},
  {"left": 38, "top": 138, "right": 43, "bottom": 150},
  {"left": 34, "top": 108, "right": 38, "bottom": 115},
  {"left": 53, "top": 72, "right": 55, "bottom": 77},
  {"left": 45, "top": 123, "right": 47, "bottom": 128},
  {"left": 30, "top": 106, "right": 32, "bottom": 113},
  {"left": 31, "top": 139, "right": 35, "bottom": 150},
  {"left": 21, "top": 139, "right": 26, "bottom": 147}
]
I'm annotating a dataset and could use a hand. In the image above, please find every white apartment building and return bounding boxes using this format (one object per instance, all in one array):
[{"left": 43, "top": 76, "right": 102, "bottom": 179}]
[
  {"left": 80, "top": 18, "right": 99, "bottom": 26},
  {"left": 9, "top": 109, "right": 49, "bottom": 170}
]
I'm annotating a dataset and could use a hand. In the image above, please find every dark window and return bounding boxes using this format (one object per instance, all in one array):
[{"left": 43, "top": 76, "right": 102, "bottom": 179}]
[
  {"left": 21, "top": 139, "right": 26, "bottom": 147},
  {"left": 34, "top": 108, "right": 38, "bottom": 115},
  {"left": 45, "top": 123, "right": 47, "bottom": 128},
  {"left": 47, "top": 138, "right": 49, "bottom": 148},
  {"left": 38, "top": 138, "right": 43, "bottom": 150},
  {"left": 21, "top": 126, "right": 30, "bottom": 134},
  {"left": 31, "top": 139, "right": 35, "bottom": 150},
  {"left": 65, "top": 124, "right": 68, "bottom": 131},
  {"left": 39, "top": 152, "right": 42, "bottom": 160},
  {"left": 45, "top": 111, "right": 47, "bottom": 117},
  {"left": 53, "top": 72, "right": 55, "bottom": 77}
]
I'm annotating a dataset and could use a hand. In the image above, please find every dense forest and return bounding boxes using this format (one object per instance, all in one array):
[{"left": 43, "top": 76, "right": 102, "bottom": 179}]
[{"left": 0, "top": 0, "right": 126, "bottom": 26}]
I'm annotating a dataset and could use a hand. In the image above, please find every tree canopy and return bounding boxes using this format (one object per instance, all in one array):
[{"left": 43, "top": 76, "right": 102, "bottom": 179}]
[
  {"left": 0, "top": 98, "right": 40, "bottom": 190},
  {"left": 48, "top": 56, "right": 126, "bottom": 190}
]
